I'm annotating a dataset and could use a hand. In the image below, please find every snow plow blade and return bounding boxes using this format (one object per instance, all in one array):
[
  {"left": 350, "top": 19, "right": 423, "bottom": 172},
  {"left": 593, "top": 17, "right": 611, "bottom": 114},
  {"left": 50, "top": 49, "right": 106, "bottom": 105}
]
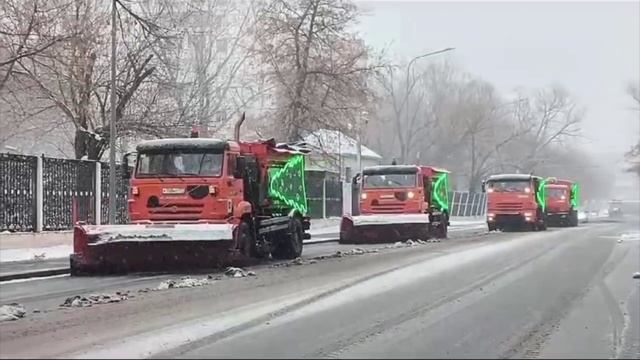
[
  {"left": 339, "top": 214, "right": 430, "bottom": 244},
  {"left": 70, "top": 223, "right": 242, "bottom": 275}
]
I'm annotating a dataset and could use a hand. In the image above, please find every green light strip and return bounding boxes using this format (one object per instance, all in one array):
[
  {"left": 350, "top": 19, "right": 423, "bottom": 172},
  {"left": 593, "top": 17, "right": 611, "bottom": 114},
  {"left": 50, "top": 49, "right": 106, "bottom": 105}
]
[
  {"left": 268, "top": 155, "right": 308, "bottom": 214},
  {"left": 571, "top": 183, "right": 580, "bottom": 209},
  {"left": 432, "top": 173, "right": 450, "bottom": 211},
  {"left": 537, "top": 178, "right": 548, "bottom": 212}
]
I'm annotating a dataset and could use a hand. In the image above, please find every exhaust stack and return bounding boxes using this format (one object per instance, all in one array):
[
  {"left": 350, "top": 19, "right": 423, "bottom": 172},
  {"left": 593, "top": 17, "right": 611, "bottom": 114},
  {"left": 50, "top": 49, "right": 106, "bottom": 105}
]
[{"left": 234, "top": 112, "right": 246, "bottom": 141}]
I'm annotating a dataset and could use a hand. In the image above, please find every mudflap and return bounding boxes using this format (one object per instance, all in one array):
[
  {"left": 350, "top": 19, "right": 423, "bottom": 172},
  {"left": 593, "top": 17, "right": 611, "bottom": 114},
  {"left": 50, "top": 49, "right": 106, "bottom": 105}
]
[
  {"left": 70, "top": 223, "right": 252, "bottom": 275},
  {"left": 339, "top": 214, "right": 430, "bottom": 244}
]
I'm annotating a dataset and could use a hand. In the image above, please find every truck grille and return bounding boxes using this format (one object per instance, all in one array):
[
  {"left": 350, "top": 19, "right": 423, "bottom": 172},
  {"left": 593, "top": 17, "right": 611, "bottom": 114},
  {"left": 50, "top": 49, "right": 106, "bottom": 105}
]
[
  {"left": 495, "top": 202, "right": 524, "bottom": 211},
  {"left": 370, "top": 203, "right": 405, "bottom": 213},
  {"left": 148, "top": 203, "right": 204, "bottom": 219}
]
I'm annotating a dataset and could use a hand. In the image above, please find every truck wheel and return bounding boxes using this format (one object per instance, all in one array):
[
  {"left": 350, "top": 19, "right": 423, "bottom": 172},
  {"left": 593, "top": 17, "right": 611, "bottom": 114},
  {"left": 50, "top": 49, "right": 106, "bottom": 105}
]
[
  {"left": 236, "top": 220, "right": 256, "bottom": 257},
  {"left": 435, "top": 222, "right": 448, "bottom": 239},
  {"left": 570, "top": 211, "right": 579, "bottom": 227},
  {"left": 271, "top": 217, "right": 303, "bottom": 260},
  {"left": 488, "top": 223, "right": 497, "bottom": 232}
]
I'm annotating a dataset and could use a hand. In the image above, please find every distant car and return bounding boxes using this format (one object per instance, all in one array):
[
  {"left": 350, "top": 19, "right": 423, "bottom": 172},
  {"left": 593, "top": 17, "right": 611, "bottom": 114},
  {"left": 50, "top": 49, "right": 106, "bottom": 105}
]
[{"left": 609, "top": 206, "right": 623, "bottom": 218}]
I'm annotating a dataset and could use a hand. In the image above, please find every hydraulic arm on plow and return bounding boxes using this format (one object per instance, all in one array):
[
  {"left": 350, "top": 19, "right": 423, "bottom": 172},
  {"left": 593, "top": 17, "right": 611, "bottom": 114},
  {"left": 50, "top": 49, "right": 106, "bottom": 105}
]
[
  {"left": 70, "top": 116, "right": 311, "bottom": 275},
  {"left": 339, "top": 165, "right": 451, "bottom": 244}
]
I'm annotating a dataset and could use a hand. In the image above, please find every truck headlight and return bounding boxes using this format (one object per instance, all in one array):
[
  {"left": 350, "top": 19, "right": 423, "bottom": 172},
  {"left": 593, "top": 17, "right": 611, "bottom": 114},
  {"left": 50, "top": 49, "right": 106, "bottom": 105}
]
[
  {"left": 407, "top": 191, "right": 415, "bottom": 199},
  {"left": 361, "top": 193, "right": 367, "bottom": 200},
  {"left": 524, "top": 212, "right": 533, "bottom": 217}
]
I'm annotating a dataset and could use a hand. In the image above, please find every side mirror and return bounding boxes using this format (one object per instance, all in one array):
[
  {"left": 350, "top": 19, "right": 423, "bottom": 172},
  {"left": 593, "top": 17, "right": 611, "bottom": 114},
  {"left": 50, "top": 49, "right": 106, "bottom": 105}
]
[
  {"left": 352, "top": 173, "right": 361, "bottom": 185},
  {"left": 481, "top": 180, "right": 486, "bottom": 193},
  {"left": 233, "top": 156, "right": 246, "bottom": 179},
  {"left": 122, "top": 152, "right": 136, "bottom": 180}
]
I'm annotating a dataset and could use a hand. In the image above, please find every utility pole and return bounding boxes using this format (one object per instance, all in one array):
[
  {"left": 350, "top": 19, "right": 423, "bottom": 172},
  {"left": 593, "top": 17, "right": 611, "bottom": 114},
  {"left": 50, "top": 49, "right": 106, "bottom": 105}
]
[{"left": 108, "top": 0, "right": 117, "bottom": 224}]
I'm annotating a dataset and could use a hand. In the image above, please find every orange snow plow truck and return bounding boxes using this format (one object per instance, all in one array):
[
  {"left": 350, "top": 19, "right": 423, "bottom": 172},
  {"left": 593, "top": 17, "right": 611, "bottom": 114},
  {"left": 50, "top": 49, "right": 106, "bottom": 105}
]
[
  {"left": 70, "top": 116, "right": 311, "bottom": 275},
  {"left": 339, "top": 165, "right": 450, "bottom": 244},
  {"left": 483, "top": 173, "right": 548, "bottom": 231},
  {"left": 545, "top": 178, "right": 579, "bottom": 227}
]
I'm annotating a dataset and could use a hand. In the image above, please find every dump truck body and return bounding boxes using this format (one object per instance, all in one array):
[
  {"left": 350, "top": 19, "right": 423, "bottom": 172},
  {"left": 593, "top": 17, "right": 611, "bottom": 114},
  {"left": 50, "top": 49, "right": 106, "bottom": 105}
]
[
  {"left": 339, "top": 165, "right": 450, "bottom": 244},
  {"left": 484, "top": 174, "right": 548, "bottom": 231},
  {"left": 71, "top": 128, "right": 311, "bottom": 275}
]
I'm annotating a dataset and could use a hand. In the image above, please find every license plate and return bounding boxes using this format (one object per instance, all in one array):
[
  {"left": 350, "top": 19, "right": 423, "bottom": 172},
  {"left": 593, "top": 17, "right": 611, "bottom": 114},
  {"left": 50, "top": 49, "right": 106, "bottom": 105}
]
[{"left": 162, "top": 187, "right": 185, "bottom": 194}]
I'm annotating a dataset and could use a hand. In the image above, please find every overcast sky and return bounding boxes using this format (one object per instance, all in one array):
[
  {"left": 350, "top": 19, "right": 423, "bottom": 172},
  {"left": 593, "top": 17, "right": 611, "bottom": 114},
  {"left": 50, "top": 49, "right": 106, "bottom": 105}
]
[{"left": 354, "top": 0, "right": 640, "bottom": 160}]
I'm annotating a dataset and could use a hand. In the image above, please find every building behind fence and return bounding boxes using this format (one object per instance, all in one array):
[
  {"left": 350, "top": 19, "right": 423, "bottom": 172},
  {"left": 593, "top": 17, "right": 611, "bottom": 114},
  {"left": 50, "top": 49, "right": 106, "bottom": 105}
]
[{"left": 1, "top": 152, "right": 488, "bottom": 233}]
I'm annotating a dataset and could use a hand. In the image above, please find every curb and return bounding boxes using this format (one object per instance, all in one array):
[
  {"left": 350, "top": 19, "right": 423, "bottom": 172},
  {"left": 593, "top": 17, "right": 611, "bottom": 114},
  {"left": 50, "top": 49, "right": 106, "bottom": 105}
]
[
  {"left": 0, "top": 267, "right": 70, "bottom": 282},
  {"left": 304, "top": 237, "right": 339, "bottom": 245}
]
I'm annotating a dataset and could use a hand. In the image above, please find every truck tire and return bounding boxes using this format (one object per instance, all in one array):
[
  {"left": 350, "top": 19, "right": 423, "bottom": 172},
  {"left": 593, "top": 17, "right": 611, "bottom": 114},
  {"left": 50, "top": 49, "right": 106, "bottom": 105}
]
[
  {"left": 236, "top": 220, "right": 257, "bottom": 258},
  {"left": 271, "top": 217, "right": 303, "bottom": 260},
  {"left": 435, "top": 222, "right": 448, "bottom": 239},
  {"left": 569, "top": 210, "right": 579, "bottom": 227},
  {"left": 488, "top": 223, "right": 497, "bottom": 232}
]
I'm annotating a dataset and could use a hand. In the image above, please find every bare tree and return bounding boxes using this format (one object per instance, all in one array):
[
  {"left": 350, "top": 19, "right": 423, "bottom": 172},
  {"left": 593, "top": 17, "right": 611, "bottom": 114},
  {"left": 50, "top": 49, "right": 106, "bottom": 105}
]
[
  {"left": 625, "top": 80, "right": 640, "bottom": 176},
  {"left": 627, "top": 81, "right": 640, "bottom": 111},
  {"left": 504, "top": 85, "right": 583, "bottom": 173},
  {"left": 254, "top": 0, "right": 380, "bottom": 141},
  {"left": 4, "top": 0, "right": 181, "bottom": 159},
  {"left": 0, "top": 0, "right": 77, "bottom": 90},
  {"left": 151, "top": 0, "right": 271, "bottom": 137}
]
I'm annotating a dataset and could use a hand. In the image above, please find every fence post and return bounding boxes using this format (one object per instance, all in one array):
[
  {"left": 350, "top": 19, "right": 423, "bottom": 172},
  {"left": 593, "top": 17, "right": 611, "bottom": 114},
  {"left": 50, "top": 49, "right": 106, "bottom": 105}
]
[
  {"left": 95, "top": 161, "right": 102, "bottom": 225},
  {"left": 464, "top": 192, "right": 472, "bottom": 216},
  {"left": 36, "top": 155, "right": 44, "bottom": 232},
  {"left": 322, "top": 175, "right": 327, "bottom": 219}
]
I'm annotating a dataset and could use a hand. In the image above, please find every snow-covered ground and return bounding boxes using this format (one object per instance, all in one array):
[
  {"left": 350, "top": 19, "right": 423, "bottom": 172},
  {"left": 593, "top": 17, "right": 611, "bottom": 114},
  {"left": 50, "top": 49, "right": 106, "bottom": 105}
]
[{"left": 0, "top": 245, "right": 73, "bottom": 263}]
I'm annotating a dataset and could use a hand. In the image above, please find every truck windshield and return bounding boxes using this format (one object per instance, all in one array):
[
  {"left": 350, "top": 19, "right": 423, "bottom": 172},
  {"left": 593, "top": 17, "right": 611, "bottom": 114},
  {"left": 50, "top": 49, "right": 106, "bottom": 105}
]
[
  {"left": 547, "top": 188, "right": 567, "bottom": 198},
  {"left": 136, "top": 152, "right": 223, "bottom": 177},
  {"left": 487, "top": 180, "right": 531, "bottom": 193},
  {"left": 363, "top": 174, "right": 417, "bottom": 188}
]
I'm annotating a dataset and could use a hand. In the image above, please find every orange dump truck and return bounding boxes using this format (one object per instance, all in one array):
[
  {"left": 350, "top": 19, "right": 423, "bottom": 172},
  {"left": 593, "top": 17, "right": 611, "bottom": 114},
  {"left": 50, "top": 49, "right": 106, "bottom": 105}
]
[
  {"left": 339, "top": 165, "right": 450, "bottom": 244},
  {"left": 71, "top": 117, "right": 311, "bottom": 274}
]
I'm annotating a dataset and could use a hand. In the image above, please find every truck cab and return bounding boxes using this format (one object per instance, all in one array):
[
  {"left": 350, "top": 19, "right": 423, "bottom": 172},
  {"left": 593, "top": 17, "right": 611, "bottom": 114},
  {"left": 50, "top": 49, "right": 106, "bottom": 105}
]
[
  {"left": 127, "top": 138, "right": 243, "bottom": 223},
  {"left": 483, "top": 174, "right": 547, "bottom": 231}
]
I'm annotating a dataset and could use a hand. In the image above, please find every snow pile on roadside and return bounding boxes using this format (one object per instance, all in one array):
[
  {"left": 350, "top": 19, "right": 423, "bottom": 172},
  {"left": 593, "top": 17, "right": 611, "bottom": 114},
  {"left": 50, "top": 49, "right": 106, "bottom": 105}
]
[
  {"left": 0, "top": 245, "right": 72, "bottom": 263},
  {"left": 0, "top": 303, "right": 26, "bottom": 322},
  {"left": 60, "top": 292, "right": 129, "bottom": 308},
  {"left": 621, "top": 232, "right": 640, "bottom": 242},
  {"left": 387, "top": 239, "right": 436, "bottom": 248},
  {"left": 156, "top": 276, "right": 210, "bottom": 290},
  {"left": 151, "top": 269, "right": 256, "bottom": 291},
  {"left": 224, "top": 267, "right": 256, "bottom": 278}
]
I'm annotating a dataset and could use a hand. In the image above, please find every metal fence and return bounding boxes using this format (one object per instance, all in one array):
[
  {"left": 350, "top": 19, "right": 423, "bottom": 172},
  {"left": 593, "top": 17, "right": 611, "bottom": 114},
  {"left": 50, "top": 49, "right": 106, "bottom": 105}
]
[
  {"left": 449, "top": 191, "right": 487, "bottom": 217},
  {"left": 0, "top": 153, "right": 37, "bottom": 231},
  {"left": 306, "top": 171, "right": 342, "bottom": 219},
  {"left": 1, "top": 152, "right": 488, "bottom": 232},
  {"left": 1, "top": 153, "right": 129, "bottom": 232}
]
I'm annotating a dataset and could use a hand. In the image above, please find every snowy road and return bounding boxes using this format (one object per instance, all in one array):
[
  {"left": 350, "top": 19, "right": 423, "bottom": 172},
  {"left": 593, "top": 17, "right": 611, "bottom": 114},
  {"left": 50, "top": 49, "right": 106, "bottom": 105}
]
[{"left": 0, "top": 219, "right": 637, "bottom": 358}]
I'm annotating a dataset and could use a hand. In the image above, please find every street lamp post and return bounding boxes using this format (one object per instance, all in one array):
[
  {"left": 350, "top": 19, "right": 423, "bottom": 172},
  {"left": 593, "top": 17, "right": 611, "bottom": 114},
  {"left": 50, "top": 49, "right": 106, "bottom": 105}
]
[
  {"left": 108, "top": 0, "right": 117, "bottom": 224},
  {"left": 402, "top": 48, "right": 454, "bottom": 162}
]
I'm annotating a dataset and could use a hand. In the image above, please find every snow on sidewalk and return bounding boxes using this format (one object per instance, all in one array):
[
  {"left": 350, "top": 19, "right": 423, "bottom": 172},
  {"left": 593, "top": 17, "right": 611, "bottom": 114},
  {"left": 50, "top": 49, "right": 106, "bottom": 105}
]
[{"left": 0, "top": 245, "right": 73, "bottom": 263}]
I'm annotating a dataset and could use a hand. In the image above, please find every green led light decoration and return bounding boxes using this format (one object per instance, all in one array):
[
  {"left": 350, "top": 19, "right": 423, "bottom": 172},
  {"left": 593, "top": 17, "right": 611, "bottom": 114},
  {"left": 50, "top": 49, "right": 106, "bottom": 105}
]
[
  {"left": 431, "top": 173, "right": 450, "bottom": 211},
  {"left": 268, "top": 155, "right": 308, "bottom": 214},
  {"left": 537, "top": 178, "right": 548, "bottom": 212},
  {"left": 571, "top": 183, "right": 580, "bottom": 209}
]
